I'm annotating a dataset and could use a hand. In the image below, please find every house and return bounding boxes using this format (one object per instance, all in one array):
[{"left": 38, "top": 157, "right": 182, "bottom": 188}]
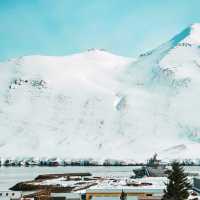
[{"left": 0, "top": 191, "right": 21, "bottom": 200}]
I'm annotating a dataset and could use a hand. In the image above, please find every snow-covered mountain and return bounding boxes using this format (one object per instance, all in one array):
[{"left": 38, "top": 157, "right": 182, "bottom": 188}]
[{"left": 1, "top": 24, "right": 200, "bottom": 162}]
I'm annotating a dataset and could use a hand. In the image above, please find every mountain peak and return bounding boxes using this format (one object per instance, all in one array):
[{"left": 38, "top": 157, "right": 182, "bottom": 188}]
[
  {"left": 190, "top": 22, "right": 200, "bottom": 28},
  {"left": 165, "top": 23, "right": 200, "bottom": 48},
  {"left": 181, "top": 23, "right": 200, "bottom": 45}
]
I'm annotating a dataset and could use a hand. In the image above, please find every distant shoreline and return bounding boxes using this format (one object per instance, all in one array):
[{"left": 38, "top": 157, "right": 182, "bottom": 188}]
[{"left": 0, "top": 164, "right": 199, "bottom": 167}]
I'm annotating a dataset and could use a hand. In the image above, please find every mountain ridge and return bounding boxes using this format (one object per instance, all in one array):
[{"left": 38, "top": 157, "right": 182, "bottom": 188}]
[{"left": 1, "top": 24, "right": 200, "bottom": 162}]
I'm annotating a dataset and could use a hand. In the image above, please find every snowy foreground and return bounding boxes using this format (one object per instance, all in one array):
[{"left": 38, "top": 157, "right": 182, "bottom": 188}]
[
  {"left": 1, "top": 24, "right": 200, "bottom": 161},
  {"left": 32, "top": 176, "right": 166, "bottom": 191}
]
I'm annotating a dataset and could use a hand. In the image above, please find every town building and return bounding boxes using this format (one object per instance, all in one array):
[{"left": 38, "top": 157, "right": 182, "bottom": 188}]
[
  {"left": 0, "top": 191, "right": 21, "bottom": 200},
  {"left": 85, "top": 188, "right": 163, "bottom": 200}
]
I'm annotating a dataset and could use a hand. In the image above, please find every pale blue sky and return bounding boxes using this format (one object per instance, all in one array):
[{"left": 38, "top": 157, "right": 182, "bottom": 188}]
[{"left": 0, "top": 0, "right": 200, "bottom": 61}]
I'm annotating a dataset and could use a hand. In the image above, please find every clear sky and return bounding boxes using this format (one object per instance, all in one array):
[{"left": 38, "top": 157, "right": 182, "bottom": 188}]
[{"left": 0, "top": 0, "right": 200, "bottom": 61}]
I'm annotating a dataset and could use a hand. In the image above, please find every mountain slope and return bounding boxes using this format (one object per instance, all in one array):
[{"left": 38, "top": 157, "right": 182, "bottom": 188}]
[
  {"left": 118, "top": 23, "right": 200, "bottom": 160},
  {"left": 0, "top": 49, "right": 134, "bottom": 160},
  {"left": 1, "top": 24, "right": 200, "bottom": 161}
]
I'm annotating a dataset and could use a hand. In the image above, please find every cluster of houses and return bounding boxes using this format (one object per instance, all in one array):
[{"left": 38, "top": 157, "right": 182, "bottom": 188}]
[
  {"left": 0, "top": 158, "right": 138, "bottom": 167},
  {"left": 1, "top": 157, "right": 199, "bottom": 167},
  {"left": 1, "top": 169, "right": 200, "bottom": 200},
  {"left": 8, "top": 168, "right": 200, "bottom": 200},
  {"left": 1, "top": 185, "right": 200, "bottom": 200},
  {"left": 0, "top": 188, "right": 165, "bottom": 200}
]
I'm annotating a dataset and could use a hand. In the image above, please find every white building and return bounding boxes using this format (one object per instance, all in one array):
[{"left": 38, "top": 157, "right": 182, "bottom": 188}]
[
  {"left": 50, "top": 192, "right": 81, "bottom": 200},
  {"left": 0, "top": 191, "right": 21, "bottom": 200}
]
